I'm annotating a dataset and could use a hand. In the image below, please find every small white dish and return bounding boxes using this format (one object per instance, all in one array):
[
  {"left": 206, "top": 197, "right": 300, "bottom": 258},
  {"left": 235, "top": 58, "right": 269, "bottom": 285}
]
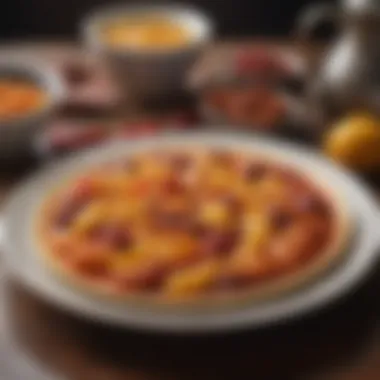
[
  {"left": 1, "top": 131, "right": 380, "bottom": 333},
  {"left": 0, "top": 59, "right": 64, "bottom": 159}
]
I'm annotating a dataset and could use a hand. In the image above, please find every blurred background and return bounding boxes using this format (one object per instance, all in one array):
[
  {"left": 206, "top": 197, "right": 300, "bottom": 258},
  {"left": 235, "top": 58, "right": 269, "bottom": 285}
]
[
  {"left": 1, "top": 0, "right": 320, "bottom": 39},
  {"left": 3, "top": 1, "right": 380, "bottom": 379}
]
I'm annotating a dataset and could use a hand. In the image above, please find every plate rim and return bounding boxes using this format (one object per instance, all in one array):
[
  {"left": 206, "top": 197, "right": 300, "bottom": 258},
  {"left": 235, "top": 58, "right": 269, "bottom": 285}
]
[{"left": 2, "top": 130, "right": 380, "bottom": 333}]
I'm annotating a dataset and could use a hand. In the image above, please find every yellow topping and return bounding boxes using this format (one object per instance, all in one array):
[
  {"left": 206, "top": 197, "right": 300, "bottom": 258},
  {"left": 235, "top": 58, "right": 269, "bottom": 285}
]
[
  {"left": 164, "top": 261, "right": 219, "bottom": 296},
  {"left": 110, "top": 252, "right": 146, "bottom": 272},
  {"left": 44, "top": 148, "right": 333, "bottom": 298},
  {"left": 72, "top": 202, "right": 109, "bottom": 234},
  {"left": 241, "top": 214, "right": 270, "bottom": 247},
  {"left": 199, "top": 201, "right": 231, "bottom": 228},
  {"left": 139, "top": 233, "right": 196, "bottom": 265}
]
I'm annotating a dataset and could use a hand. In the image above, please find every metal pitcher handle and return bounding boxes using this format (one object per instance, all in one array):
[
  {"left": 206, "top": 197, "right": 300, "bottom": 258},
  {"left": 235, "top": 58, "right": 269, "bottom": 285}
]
[{"left": 295, "top": 3, "right": 338, "bottom": 42}]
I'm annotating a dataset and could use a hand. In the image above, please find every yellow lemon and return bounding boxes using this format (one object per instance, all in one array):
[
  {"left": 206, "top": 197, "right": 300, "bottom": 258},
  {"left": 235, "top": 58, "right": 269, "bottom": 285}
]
[{"left": 324, "top": 113, "right": 380, "bottom": 170}]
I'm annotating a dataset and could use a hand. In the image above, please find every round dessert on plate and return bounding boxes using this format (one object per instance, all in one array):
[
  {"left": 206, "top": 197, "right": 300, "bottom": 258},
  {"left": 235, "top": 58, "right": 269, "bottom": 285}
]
[
  {"left": 37, "top": 146, "right": 349, "bottom": 303},
  {"left": 1, "top": 132, "right": 379, "bottom": 333}
]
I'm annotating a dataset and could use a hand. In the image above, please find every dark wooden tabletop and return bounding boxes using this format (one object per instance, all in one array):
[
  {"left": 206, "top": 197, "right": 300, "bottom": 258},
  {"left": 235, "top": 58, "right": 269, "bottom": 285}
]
[{"left": 1, "top": 41, "right": 380, "bottom": 380}]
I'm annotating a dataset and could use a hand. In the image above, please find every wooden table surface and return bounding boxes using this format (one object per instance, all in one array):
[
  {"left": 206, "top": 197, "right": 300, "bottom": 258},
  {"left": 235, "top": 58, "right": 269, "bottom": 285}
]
[{"left": 1, "top": 41, "right": 380, "bottom": 380}]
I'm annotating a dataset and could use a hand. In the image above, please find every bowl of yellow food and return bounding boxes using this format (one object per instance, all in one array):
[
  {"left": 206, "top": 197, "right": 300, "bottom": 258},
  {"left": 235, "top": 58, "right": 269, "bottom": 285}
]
[
  {"left": 82, "top": 4, "right": 214, "bottom": 101},
  {"left": 0, "top": 59, "right": 64, "bottom": 159}
]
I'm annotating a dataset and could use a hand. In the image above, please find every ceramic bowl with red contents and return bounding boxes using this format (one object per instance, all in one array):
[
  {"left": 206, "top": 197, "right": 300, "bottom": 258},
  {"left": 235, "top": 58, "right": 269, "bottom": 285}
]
[
  {"left": 200, "top": 83, "right": 287, "bottom": 131},
  {"left": 234, "top": 47, "right": 305, "bottom": 88},
  {"left": 191, "top": 46, "right": 309, "bottom": 133},
  {"left": 198, "top": 80, "right": 308, "bottom": 133}
]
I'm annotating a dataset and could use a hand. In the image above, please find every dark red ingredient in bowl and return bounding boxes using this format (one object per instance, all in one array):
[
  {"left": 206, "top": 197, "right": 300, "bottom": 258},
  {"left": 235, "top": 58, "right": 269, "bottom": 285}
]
[
  {"left": 243, "top": 163, "right": 268, "bottom": 181},
  {"left": 55, "top": 181, "right": 94, "bottom": 228},
  {"left": 55, "top": 200, "right": 84, "bottom": 228},
  {"left": 200, "top": 228, "right": 240, "bottom": 257},
  {"left": 91, "top": 225, "right": 134, "bottom": 250},
  {"left": 164, "top": 177, "right": 187, "bottom": 195},
  {"left": 235, "top": 50, "right": 290, "bottom": 79},
  {"left": 74, "top": 258, "right": 108, "bottom": 277},
  {"left": 152, "top": 209, "right": 191, "bottom": 230},
  {"left": 269, "top": 207, "right": 294, "bottom": 231},
  {"left": 296, "top": 194, "right": 329, "bottom": 215},
  {"left": 205, "top": 86, "right": 285, "bottom": 128},
  {"left": 118, "top": 263, "right": 167, "bottom": 291}
]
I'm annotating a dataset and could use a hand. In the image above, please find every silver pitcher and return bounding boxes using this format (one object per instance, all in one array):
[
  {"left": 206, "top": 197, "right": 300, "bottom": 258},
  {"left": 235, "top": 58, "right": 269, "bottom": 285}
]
[{"left": 296, "top": 0, "right": 380, "bottom": 121}]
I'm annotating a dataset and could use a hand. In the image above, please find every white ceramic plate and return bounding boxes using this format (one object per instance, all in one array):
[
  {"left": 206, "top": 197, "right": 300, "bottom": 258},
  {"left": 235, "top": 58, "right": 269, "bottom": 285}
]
[{"left": 1, "top": 131, "right": 380, "bottom": 333}]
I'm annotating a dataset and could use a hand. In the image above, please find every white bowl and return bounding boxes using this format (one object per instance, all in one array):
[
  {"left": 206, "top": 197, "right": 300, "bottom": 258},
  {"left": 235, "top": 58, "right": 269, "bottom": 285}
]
[
  {"left": 0, "top": 59, "right": 64, "bottom": 159},
  {"left": 81, "top": 4, "right": 215, "bottom": 100}
]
